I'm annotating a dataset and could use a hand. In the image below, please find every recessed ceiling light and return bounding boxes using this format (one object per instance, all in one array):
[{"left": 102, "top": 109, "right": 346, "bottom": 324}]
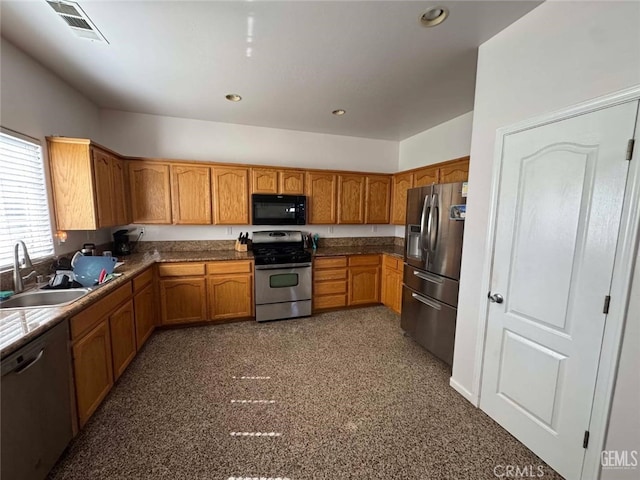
[
  {"left": 332, "top": 109, "right": 346, "bottom": 116},
  {"left": 225, "top": 94, "right": 242, "bottom": 102},
  {"left": 420, "top": 6, "right": 449, "bottom": 27}
]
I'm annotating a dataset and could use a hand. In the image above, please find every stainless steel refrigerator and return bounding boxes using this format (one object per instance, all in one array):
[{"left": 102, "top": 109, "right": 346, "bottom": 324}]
[{"left": 401, "top": 182, "right": 466, "bottom": 366}]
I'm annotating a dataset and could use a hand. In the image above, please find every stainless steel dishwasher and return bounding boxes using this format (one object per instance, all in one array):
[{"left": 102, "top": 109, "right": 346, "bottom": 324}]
[{"left": 1, "top": 320, "right": 73, "bottom": 480}]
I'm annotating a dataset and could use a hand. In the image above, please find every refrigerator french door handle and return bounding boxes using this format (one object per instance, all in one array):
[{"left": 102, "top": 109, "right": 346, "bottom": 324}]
[
  {"left": 429, "top": 193, "right": 439, "bottom": 253},
  {"left": 420, "top": 193, "right": 431, "bottom": 254},
  {"left": 411, "top": 292, "right": 442, "bottom": 310}
]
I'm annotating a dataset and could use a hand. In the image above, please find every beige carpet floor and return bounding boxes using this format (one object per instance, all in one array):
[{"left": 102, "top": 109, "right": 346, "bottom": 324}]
[{"left": 49, "top": 306, "right": 564, "bottom": 480}]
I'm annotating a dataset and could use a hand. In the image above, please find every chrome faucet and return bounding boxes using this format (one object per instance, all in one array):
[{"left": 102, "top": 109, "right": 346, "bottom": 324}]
[{"left": 13, "top": 241, "right": 36, "bottom": 294}]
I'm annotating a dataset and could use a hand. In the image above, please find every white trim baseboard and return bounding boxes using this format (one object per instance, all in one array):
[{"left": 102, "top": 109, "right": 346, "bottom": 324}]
[{"left": 449, "top": 376, "right": 479, "bottom": 406}]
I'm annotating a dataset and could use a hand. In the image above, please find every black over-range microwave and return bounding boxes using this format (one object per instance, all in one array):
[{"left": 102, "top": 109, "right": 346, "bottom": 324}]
[{"left": 252, "top": 194, "right": 306, "bottom": 225}]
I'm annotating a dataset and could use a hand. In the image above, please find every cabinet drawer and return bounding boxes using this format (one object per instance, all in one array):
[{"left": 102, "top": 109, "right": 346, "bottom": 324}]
[
  {"left": 314, "top": 280, "right": 347, "bottom": 295},
  {"left": 71, "top": 282, "right": 132, "bottom": 340},
  {"left": 132, "top": 268, "right": 153, "bottom": 292},
  {"left": 206, "top": 260, "right": 253, "bottom": 275},
  {"left": 314, "top": 256, "right": 347, "bottom": 269},
  {"left": 158, "top": 263, "right": 205, "bottom": 277},
  {"left": 348, "top": 254, "right": 380, "bottom": 267},
  {"left": 313, "top": 294, "right": 347, "bottom": 310},
  {"left": 314, "top": 268, "right": 347, "bottom": 281},
  {"left": 383, "top": 255, "right": 400, "bottom": 271}
]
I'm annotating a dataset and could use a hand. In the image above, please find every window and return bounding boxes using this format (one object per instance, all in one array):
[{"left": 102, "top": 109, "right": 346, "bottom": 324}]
[{"left": 0, "top": 129, "right": 54, "bottom": 269}]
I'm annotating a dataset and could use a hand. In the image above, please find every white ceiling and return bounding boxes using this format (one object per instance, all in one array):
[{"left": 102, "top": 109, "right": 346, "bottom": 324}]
[{"left": 0, "top": 1, "right": 541, "bottom": 140}]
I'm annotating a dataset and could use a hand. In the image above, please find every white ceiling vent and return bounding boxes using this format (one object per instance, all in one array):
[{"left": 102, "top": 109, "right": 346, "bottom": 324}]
[{"left": 45, "top": 0, "right": 108, "bottom": 43}]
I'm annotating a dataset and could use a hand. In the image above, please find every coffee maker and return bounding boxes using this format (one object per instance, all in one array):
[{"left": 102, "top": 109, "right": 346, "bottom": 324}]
[{"left": 113, "top": 229, "right": 132, "bottom": 256}]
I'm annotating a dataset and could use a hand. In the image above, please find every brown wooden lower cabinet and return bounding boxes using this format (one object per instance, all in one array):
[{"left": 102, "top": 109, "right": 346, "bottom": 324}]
[
  {"left": 159, "top": 277, "right": 207, "bottom": 324},
  {"left": 313, "top": 256, "right": 348, "bottom": 311},
  {"left": 134, "top": 282, "right": 155, "bottom": 349},
  {"left": 381, "top": 254, "right": 403, "bottom": 314},
  {"left": 72, "top": 320, "right": 113, "bottom": 428},
  {"left": 348, "top": 255, "right": 381, "bottom": 308},
  {"left": 109, "top": 300, "right": 136, "bottom": 380},
  {"left": 207, "top": 274, "right": 253, "bottom": 320},
  {"left": 314, "top": 255, "right": 381, "bottom": 310}
]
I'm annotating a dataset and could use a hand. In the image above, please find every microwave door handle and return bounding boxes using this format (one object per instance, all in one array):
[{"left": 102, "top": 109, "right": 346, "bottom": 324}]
[{"left": 420, "top": 193, "right": 431, "bottom": 255}]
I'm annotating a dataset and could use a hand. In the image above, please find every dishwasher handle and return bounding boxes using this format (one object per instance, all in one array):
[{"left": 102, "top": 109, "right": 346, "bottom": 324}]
[{"left": 6, "top": 349, "right": 45, "bottom": 376}]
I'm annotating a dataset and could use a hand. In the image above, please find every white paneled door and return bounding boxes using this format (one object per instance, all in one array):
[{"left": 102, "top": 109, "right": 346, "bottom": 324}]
[{"left": 480, "top": 101, "right": 638, "bottom": 480}]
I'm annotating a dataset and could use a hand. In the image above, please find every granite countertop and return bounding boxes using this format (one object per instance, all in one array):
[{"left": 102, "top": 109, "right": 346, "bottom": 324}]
[
  {"left": 312, "top": 245, "right": 404, "bottom": 258},
  {"left": 0, "top": 245, "right": 403, "bottom": 358}
]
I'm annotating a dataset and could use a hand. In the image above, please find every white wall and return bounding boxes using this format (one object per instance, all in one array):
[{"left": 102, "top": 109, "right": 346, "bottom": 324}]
[
  {"left": 398, "top": 111, "right": 473, "bottom": 171},
  {"left": 0, "top": 38, "right": 111, "bottom": 256},
  {"left": 451, "top": 0, "right": 640, "bottom": 476},
  {"left": 99, "top": 110, "right": 398, "bottom": 172}
]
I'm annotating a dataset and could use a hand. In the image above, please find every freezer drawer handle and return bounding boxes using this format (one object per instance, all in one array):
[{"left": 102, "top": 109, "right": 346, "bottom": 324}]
[
  {"left": 411, "top": 292, "right": 441, "bottom": 310},
  {"left": 413, "top": 270, "right": 444, "bottom": 284}
]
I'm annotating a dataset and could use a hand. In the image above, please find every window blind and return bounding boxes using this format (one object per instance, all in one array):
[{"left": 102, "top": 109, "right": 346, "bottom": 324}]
[{"left": 0, "top": 130, "right": 54, "bottom": 269}]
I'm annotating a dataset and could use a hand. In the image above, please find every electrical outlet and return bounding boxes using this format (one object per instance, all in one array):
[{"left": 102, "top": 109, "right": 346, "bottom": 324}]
[
  {"left": 372, "top": 225, "right": 378, "bottom": 233},
  {"left": 226, "top": 227, "right": 233, "bottom": 235},
  {"left": 328, "top": 226, "right": 334, "bottom": 234},
  {"left": 139, "top": 227, "right": 145, "bottom": 236}
]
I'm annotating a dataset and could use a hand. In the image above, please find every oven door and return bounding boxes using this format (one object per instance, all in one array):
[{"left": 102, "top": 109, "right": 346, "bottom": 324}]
[{"left": 255, "top": 263, "right": 312, "bottom": 305}]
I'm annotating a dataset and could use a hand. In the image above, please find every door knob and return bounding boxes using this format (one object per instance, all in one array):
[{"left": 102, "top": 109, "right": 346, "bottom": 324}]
[{"left": 488, "top": 292, "right": 504, "bottom": 304}]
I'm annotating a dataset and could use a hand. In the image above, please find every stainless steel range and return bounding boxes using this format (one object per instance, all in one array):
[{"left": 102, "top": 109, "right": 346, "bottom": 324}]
[{"left": 252, "top": 231, "right": 312, "bottom": 322}]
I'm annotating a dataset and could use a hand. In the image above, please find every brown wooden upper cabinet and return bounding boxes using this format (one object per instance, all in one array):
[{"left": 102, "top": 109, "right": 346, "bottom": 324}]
[
  {"left": 47, "top": 138, "right": 128, "bottom": 230},
  {"left": 337, "top": 174, "right": 365, "bottom": 224},
  {"left": 171, "top": 164, "right": 212, "bottom": 224},
  {"left": 391, "top": 172, "right": 414, "bottom": 225},
  {"left": 306, "top": 172, "right": 337, "bottom": 224},
  {"left": 252, "top": 168, "right": 305, "bottom": 195},
  {"left": 414, "top": 165, "right": 440, "bottom": 187},
  {"left": 364, "top": 175, "right": 391, "bottom": 224},
  {"left": 439, "top": 158, "right": 470, "bottom": 183},
  {"left": 212, "top": 167, "right": 249, "bottom": 224},
  {"left": 128, "top": 161, "right": 172, "bottom": 224},
  {"left": 279, "top": 170, "right": 305, "bottom": 195}
]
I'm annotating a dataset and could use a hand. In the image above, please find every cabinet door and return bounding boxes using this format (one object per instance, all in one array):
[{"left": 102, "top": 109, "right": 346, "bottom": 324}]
[
  {"left": 381, "top": 265, "right": 393, "bottom": 308},
  {"left": 207, "top": 274, "right": 253, "bottom": 320},
  {"left": 306, "top": 172, "right": 337, "bottom": 224},
  {"left": 251, "top": 168, "right": 278, "bottom": 194},
  {"left": 72, "top": 320, "right": 113, "bottom": 427},
  {"left": 92, "top": 149, "right": 114, "bottom": 228},
  {"left": 348, "top": 266, "right": 380, "bottom": 306},
  {"left": 279, "top": 170, "right": 305, "bottom": 195},
  {"left": 393, "top": 265, "right": 404, "bottom": 313},
  {"left": 337, "top": 174, "right": 365, "bottom": 224},
  {"left": 439, "top": 158, "right": 470, "bottom": 183},
  {"left": 109, "top": 300, "right": 136, "bottom": 380},
  {"left": 111, "top": 156, "right": 128, "bottom": 225},
  {"left": 160, "top": 277, "right": 207, "bottom": 324},
  {"left": 391, "top": 172, "right": 414, "bottom": 225},
  {"left": 129, "top": 161, "right": 172, "bottom": 224},
  {"left": 365, "top": 175, "right": 391, "bottom": 224},
  {"left": 414, "top": 166, "right": 439, "bottom": 187},
  {"left": 134, "top": 283, "right": 155, "bottom": 350},
  {"left": 212, "top": 167, "right": 249, "bottom": 224},
  {"left": 171, "top": 165, "right": 212, "bottom": 224}
]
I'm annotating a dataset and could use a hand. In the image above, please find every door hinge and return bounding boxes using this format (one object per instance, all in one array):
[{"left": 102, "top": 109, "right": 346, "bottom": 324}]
[
  {"left": 603, "top": 295, "right": 611, "bottom": 314},
  {"left": 583, "top": 430, "right": 590, "bottom": 449},
  {"left": 627, "top": 139, "right": 635, "bottom": 161}
]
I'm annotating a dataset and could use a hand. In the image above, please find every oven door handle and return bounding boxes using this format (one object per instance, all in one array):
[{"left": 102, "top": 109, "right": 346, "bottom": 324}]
[{"left": 255, "top": 262, "right": 312, "bottom": 270}]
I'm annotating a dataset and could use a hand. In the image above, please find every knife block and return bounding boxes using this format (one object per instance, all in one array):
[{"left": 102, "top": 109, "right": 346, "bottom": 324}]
[{"left": 234, "top": 240, "right": 248, "bottom": 252}]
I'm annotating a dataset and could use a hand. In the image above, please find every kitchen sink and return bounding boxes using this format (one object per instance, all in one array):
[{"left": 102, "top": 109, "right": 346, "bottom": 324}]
[{"left": 0, "top": 289, "right": 90, "bottom": 309}]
